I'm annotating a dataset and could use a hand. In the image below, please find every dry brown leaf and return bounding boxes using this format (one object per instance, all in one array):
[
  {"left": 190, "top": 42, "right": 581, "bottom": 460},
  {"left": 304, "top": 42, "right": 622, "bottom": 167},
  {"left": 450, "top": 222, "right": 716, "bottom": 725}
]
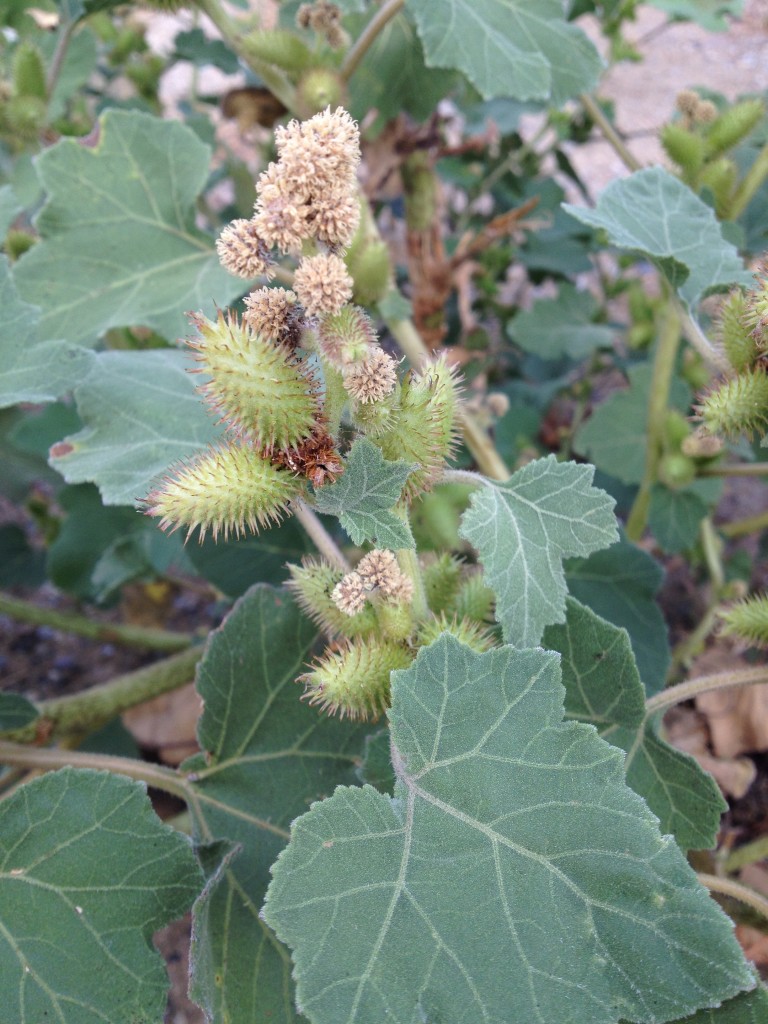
[
  {"left": 122, "top": 683, "right": 201, "bottom": 765},
  {"left": 663, "top": 705, "right": 756, "bottom": 798},
  {"left": 697, "top": 684, "right": 768, "bottom": 758}
]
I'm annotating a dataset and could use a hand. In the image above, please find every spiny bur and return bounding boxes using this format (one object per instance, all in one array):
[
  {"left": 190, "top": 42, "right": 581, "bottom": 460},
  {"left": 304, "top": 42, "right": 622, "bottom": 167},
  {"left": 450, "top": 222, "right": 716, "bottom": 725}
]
[
  {"left": 300, "top": 637, "right": 414, "bottom": 720},
  {"left": 719, "top": 593, "right": 768, "bottom": 648}
]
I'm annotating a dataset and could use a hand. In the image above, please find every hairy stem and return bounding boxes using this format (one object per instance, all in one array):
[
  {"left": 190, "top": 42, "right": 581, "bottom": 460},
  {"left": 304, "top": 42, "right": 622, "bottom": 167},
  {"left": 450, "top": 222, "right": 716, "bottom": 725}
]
[
  {"left": 579, "top": 93, "right": 642, "bottom": 173},
  {"left": 0, "top": 592, "right": 193, "bottom": 653},
  {"left": 701, "top": 462, "right": 768, "bottom": 478},
  {"left": 727, "top": 139, "right": 768, "bottom": 220},
  {"left": 724, "top": 834, "right": 768, "bottom": 873},
  {"left": 700, "top": 517, "right": 725, "bottom": 590},
  {"left": 720, "top": 508, "right": 768, "bottom": 538},
  {"left": 626, "top": 302, "right": 682, "bottom": 540},
  {"left": 0, "top": 741, "right": 189, "bottom": 801},
  {"left": 698, "top": 872, "right": 768, "bottom": 923},
  {"left": 341, "top": 0, "right": 405, "bottom": 81},
  {"left": 646, "top": 665, "right": 768, "bottom": 716},
  {"left": 293, "top": 501, "right": 350, "bottom": 571},
  {"left": 2, "top": 646, "right": 203, "bottom": 744}
]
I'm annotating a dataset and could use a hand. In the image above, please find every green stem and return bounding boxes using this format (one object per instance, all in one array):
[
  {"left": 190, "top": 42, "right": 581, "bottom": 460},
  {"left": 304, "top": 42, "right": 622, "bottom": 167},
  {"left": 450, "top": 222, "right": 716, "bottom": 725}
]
[
  {"left": 700, "top": 517, "right": 725, "bottom": 590},
  {"left": 698, "top": 872, "right": 768, "bottom": 923},
  {"left": 724, "top": 834, "right": 768, "bottom": 873},
  {"left": 293, "top": 501, "right": 350, "bottom": 571},
  {"left": 646, "top": 665, "right": 768, "bottom": 717},
  {"left": 625, "top": 302, "right": 682, "bottom": 540},
  {"left": 340, "top": 0, "right": 405, "bottom": 82},
  {"left": 439, "top": 468, "right": 487, "bottom": 488},
  {"left": 196, "top": 0, "right": 296, "bottom": 110},
  {"left": 667, "top": 602, "right": 721, "bottom": 677},
  {"left": 0, "top": 741, "right": 189, "bottom": 801},
  {"left": 700, "top": 462, "right": 768, "bottom": 478},
  {"left": 0, "top": 592, "right": 192, "bottom": 653},
  {"left": 2, "top": 646, "right": 203, "bottom": 744},
  {"left": 720, "top": 508, "right": 768, "bottom": 539},
  {"left": 727, "top": 140, "right": 768, "bottom": 220},
  {"left": 579, "top": 93, "right": 643, "bottom": 173}
]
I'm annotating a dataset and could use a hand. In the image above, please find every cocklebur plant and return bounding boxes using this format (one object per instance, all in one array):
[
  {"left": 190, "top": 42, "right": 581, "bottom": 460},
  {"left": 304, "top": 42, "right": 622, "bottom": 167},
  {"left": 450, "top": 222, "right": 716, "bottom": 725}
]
[{"left": 3, "top": 5, "right": 768, "bottom": 1022}]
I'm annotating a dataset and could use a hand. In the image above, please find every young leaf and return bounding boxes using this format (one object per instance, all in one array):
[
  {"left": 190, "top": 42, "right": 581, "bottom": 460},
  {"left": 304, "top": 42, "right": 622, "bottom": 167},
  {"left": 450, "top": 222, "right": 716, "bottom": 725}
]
[
  {"left": 311, "top": 438, "right": 415, "bottom": 549},
  {"left": 49, "top": 349, "right": 222, "bottom": 506},
  {"left": 648, "top": 484, "right": 709, "bottom": 553},
  {"left": 566, "top": 537, "right": 671, "bottom": 694},
  {"left": 0, "top": 256, "right": 93, "bottom": 409},
  {"left": 544, "top": 598, "right": 725, "bottom": 850},
  {"left": 459, "top": 455, "right": 618, "bottom": 647},
  {"left": 13, "top": 109, "right": 244, "bottom": 346},
  {"left": 0, "top": 767, "right": 202, "bottom": 1024},
  {"left": 264, "top": 635, "right": 754, "bottom": 1024},
  {"left": 185, "top": 585, "right": 369, "bottom": 1024},
  {"left": 405, "top": 0, "right": 602, "bottom": 104},
  {"left": 563, "top": 167, "right": 751, "bottom": 307}
]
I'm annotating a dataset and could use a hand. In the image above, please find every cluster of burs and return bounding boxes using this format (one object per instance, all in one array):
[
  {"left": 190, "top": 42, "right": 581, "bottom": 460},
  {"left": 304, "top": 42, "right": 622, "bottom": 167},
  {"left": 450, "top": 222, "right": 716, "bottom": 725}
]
[{"left": 145, "top": 107, "right": 493, "bottom": 720}]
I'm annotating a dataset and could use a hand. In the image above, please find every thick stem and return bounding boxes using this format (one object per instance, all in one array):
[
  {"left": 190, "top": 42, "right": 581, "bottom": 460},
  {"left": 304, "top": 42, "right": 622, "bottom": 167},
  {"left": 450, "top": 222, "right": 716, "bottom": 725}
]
[
  {"left": 0, "top": 741, "right": 189, "bottom": 801},
  {"left": 727, "top": 140, "right": 768, "bottom": 221},
  {"left": 292, "top": 501, "right": 350, "bottom": 571},
  {"left": 341, "top": 0, "right": 405, "bottom": 82},
  {"left": 2, "top": 646, "right": 203, "bottom": 744},
  {"left": 701, "top": 463, "right": 768, "bottom": 478},
  {"left": 626, "top": 302, "right": 682, "bottom": 540},
  {"left": 0, "top": 592, "right": 192, "bottom": 653},
  {"left": 698, "top": 872, "right": 768, "bottom": 923},
  {"left": 579, "top": 93, "right": 643, "bottom": 173},
  {"left": 646, "top": 665, "right": 768, "bottom": 717},
  {"left": 720, "top": 508, "right": 768, "bottom": 539}
]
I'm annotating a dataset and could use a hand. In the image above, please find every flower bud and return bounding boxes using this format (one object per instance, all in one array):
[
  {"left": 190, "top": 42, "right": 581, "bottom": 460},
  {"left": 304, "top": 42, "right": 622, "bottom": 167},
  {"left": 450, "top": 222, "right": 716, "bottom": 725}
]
[
  {"left": 240, "top": 29, "right": 313, "bottom": 74},
  {"left": 660, "top": 123, "right": 704, "bottom": 177},
  {"left": 295, "top": 67, "right": 346, "bottom": 120},
  {"left": 145, "top": 443, "right": 302, "bottom": 542}
]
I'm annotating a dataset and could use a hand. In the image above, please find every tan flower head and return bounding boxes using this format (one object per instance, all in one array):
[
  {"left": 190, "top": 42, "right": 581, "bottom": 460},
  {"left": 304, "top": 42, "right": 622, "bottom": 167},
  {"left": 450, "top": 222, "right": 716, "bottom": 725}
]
[
  {"left": 293, "top": 253, "right": 353, "bottom": 316},
  {"left": 344, "top": 347, "right": 398, "bottom": 404},
  {"left": 386, "top": 572, "right": 414, "bottom": 605},
  {"left": 243, "top": 287, "right": 300, "bottom": 343},
  {"left": 356, "top": 549, "right": 400, "bottom": 592},
  {"left": 216, "top": 219, "right": 272, "bottom": 279},
  {"left": 274, "top": 107, "right": 360, "bottom": 198},
  {"left": 332, "top": 571, "right": 367, "bottom": 615},
  {"left": 309, "top": 190, "right": 360, "bottom": 248}
]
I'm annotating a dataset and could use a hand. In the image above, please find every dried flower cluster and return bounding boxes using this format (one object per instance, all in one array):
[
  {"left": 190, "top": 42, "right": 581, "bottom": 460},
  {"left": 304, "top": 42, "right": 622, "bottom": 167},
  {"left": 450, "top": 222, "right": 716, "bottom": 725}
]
[
  {"left": 331, "top": 549, "right": 414, "bottom": 617},
  {"left": 297, "top": 1, "right": 347, "bottom": 49}
]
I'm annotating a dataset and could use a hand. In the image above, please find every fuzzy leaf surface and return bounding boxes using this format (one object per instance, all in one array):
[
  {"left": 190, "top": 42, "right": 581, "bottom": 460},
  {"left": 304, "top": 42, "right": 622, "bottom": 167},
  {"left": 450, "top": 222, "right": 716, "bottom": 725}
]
[
  {"left": 12, "top": 109, "right": 243, "bottom": 346},
  {"left": 49, "top": 349, "right": 222, "bottom": 505},
  {"left": 0, "top": 256, "right": 93, "bottom": 409},
  {"left": 405, "top": 0, "right": 602, "bottom": 104},
  {"left": 672, "top": 986, "right": 768, "bottom": 1023},
  {"left": 544, "top": 598, "right": 724, "bottom": 850},
  {"left": 458, "top": 455, "right": 618, "bottom": 647},
  {"left": 563, "top": 167, "right": 751, "bottom": 306},
  {"left": 312, "top": 438, "right": 415, "bottom": 549},
  {"left": 186, "top": 585, "right": 368, "bottom": 1024},
  {"left": 565, "top": 538, "right": 671, "bottom": 695},
  {"left": 0, "top": 767, "right": 202, "bottom": 1024},
  {"left": 264, "top": 635, "right": 754, "bottom": 1024}
]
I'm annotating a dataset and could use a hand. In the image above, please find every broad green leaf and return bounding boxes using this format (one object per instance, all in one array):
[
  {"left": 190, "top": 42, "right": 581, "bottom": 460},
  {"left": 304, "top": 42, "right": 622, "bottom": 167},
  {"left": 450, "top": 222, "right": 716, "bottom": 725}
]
[
  {"left": 543, "top": 597, "right": 645, "bottom": 730},
  {"left": 674, "top": 986, "right": 768, "bottom": 1023},
  {"left": 264, "top": 635, "right": 754, "bottom": 1024},
  {"left": 563, "top": 167, "right": 751, "bottom": 306},
  {"left": 648, "top": 484, "right": 709, "bottom": 553},
  {"left": 573, "top": 363, "right": 691, "bottom": 485},
  {"left": 0, "top": 692, "right": 38, "bottom": 732},
  {"left": 459, "top": 455, "right": 618, "bottom": 647},
  {"left": 0, "top": 767, "right": 202, "bottom": 1024},
  {"left": 312, "top": 438, "right": 415, "bottom": 549},
  {"left": 0, "top": 524, "right": 46, "bottom": 587},
  {"left": 0, "top": 256, "right": 93, "bottom": 409},
  {"left": 13, "top": 109, "right": 244, "bottom": 346},
  {"left": 405, "top": 0, "right": 602, "bottom": 104},
  {"left": 508, "top": 282, "right": 615, "bottom": 360},
  {"left": 0, "top": 185, "right": 21, "bottom": 239},
  {"left": 346, "top": 12, "right": 458, "bottom": 131},
  {"left": 566, "top": 538, "right": 671, "bottom": 695},
  {"left": 186, "top": 585, "right": 369, "bottom": 1024},
  {"left": 647, "top": 0, "right": 744, "bottom": 31},
  {"left": 49, "top": 349, "right": 222, "bottom": 505},
  {"left": 544, "top": 598, "right": 724, "bottom": 850}
]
